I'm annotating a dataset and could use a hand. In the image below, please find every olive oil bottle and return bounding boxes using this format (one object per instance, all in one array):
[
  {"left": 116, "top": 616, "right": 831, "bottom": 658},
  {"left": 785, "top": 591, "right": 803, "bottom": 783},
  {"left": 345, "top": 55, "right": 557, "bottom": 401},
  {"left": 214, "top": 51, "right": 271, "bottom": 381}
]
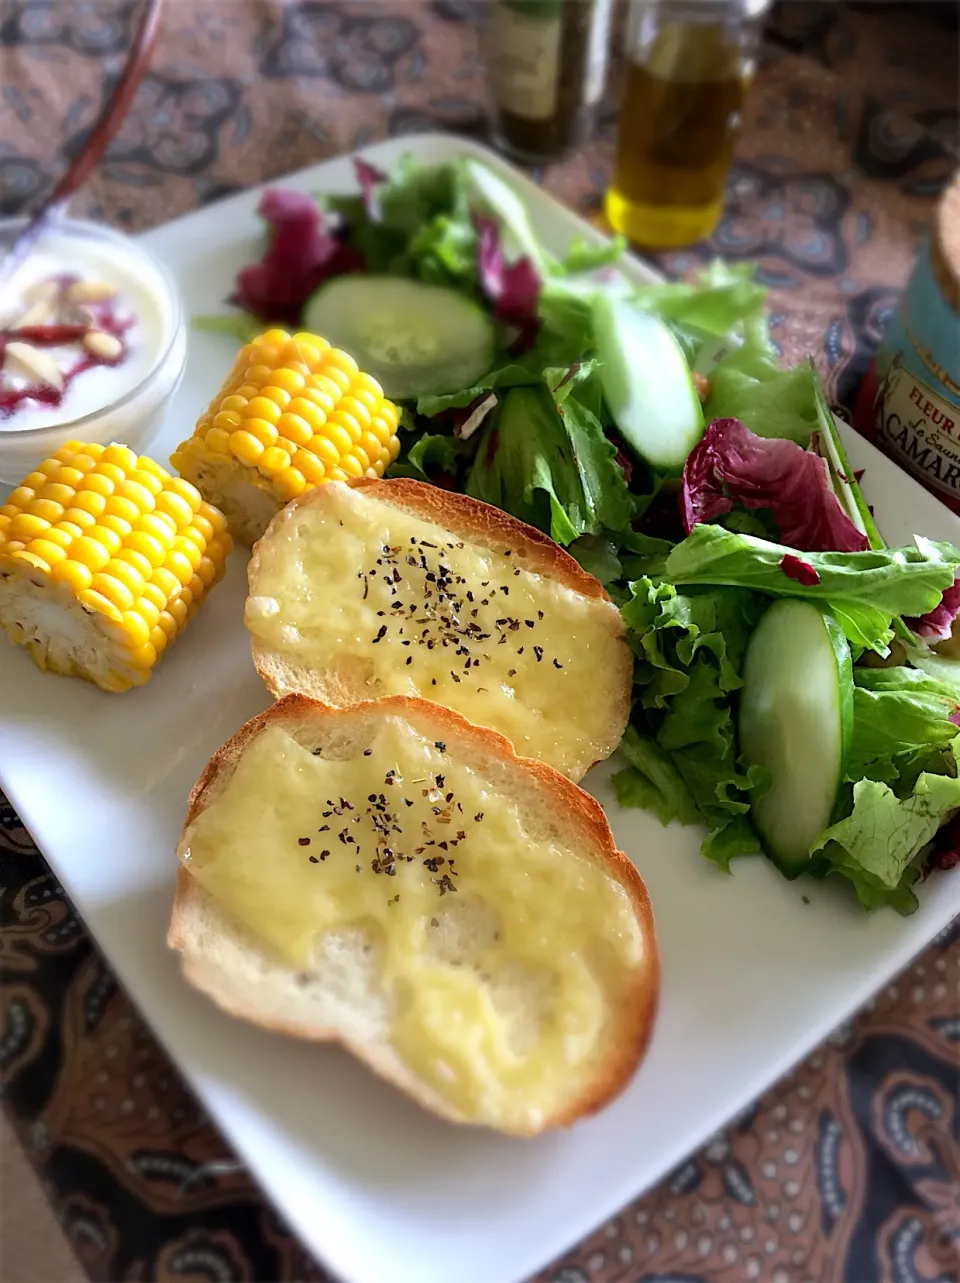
[{"left": 606, "top": 0, "right": 769, "bottom": 247}]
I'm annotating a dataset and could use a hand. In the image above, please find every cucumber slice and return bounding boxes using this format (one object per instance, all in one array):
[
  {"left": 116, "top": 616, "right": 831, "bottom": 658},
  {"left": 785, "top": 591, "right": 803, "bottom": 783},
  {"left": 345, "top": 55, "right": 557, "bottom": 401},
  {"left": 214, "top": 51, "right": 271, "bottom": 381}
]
[
  {"left": 738, "top": 599, "right": 853, "bottom": 874},
  {"left": 303, "top": 276, "right": 495, "bottom": 401},
  {"left": 592, "top": 296, "right": 704, "bottom": 475}
]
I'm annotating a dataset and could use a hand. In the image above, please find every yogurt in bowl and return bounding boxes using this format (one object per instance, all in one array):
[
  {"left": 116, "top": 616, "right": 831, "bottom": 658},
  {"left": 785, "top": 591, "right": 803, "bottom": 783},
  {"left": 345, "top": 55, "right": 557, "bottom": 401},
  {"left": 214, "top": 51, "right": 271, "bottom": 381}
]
[{"left": 0, "top": 217, "right": 186, "bottom": 482}]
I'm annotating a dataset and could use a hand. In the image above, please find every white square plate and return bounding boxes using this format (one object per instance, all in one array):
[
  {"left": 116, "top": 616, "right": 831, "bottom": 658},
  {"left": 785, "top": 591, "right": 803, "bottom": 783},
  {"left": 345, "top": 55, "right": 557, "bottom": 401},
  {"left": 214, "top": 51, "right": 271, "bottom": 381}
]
[{"left": 1, "top": 133, "right": 958, "bottom": 1283}]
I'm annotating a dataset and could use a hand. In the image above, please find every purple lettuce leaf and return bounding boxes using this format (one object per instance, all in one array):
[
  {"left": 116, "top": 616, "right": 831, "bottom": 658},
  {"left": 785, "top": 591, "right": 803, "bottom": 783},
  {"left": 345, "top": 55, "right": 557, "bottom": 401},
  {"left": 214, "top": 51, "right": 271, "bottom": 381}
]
[{"left": 682, "top": 417, "right": 872, "bottom": 553}]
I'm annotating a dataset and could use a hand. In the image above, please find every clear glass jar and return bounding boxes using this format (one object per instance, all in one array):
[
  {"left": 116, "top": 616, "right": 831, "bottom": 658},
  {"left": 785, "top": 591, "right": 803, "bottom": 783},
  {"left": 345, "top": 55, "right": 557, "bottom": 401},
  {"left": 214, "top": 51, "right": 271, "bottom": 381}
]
[
  {"left": 0, "top": 217, "right": 186, "bottom": 484},
  {"left": 605, "top": 0, "right": 771, "bottom": 247},
  {"left": 487, "top": 0, "right": 615, "bottom": 165}
]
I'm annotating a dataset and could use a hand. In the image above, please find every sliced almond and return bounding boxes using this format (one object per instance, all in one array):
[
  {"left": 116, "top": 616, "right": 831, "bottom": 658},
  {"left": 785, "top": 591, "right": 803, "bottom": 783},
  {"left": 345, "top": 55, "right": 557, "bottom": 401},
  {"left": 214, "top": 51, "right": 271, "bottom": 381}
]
[
  {"left": 4, "top": 341, "right": 64, "bottom": 391},
  {"left": 66, "top": 279, "right": 118, "bottom": 305},
  {"left": 0, "top": 278, "right": 59, "bottom": 330},
  {"left": 83, "top": 330, "right": 123, "bottom": 361},
  {"left": 16, "top": 279, "right": 62, "bottom": 328}
]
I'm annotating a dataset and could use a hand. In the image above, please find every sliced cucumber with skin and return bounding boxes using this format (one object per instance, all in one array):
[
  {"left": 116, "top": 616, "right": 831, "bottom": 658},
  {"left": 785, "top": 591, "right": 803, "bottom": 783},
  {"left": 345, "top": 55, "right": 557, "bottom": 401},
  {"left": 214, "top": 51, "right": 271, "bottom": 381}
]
[
  {"left": 592, "top": 296, "right": 704, "bottom": 475},
  {"left": 738, "top": 598, "right": 853, "bottom": 875},
  {"left": 302, "top": 276, "right": 495, "bottom": 401}
]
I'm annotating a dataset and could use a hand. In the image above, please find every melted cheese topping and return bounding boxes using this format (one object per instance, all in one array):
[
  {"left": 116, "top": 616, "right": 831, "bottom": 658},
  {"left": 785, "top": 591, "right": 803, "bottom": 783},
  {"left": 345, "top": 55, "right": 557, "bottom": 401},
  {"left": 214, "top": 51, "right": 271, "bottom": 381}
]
[
  {"left": 181, "top": 720, "right": 643, "bottom": 1128},
  {"left": 245, "top": 486, "right": 626, "bottom": 778}
]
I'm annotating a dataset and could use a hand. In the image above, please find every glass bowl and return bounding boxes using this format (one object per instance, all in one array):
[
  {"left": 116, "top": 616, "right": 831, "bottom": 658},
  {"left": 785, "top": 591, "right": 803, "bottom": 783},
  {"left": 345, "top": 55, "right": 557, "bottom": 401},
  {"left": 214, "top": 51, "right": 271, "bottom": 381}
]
[{"left": 0, "top": 217, "right": 186, "bottom": 485}]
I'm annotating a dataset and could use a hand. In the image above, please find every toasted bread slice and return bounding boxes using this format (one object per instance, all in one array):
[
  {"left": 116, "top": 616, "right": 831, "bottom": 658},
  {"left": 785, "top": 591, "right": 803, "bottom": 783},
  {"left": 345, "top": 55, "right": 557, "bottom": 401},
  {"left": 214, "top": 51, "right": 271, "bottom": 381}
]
[
  {"left": 244, "top": 478, "right": 632, "bottom": 781},
  {"left": 169, "top": 694, "right": 658, "bottom": 1136}
]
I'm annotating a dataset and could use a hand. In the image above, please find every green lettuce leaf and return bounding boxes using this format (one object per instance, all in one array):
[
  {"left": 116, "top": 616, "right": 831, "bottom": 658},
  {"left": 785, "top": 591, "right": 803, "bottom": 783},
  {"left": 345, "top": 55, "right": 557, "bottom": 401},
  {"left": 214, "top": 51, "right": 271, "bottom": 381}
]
[
  {"left": 847, "top": 666, "right": 960, "bottom": 786},
  {"left": 619, "top": 577, "right": 768, "bottom": 865},
  {"left": 664, "top": 525, "right": 960, "bottom": 651},
  {"left": 328, "top": 157, "right": 478, "bottom": 292},
  {"left": 633, "top": 260, "right": 768, "bottom": 340},
  {"left": 612, "top": 724, "right": 700, "bottom": 827},
  {"left": 568, "top": 534, "right": 623, "bottom": 586},
  {"left": 560, "top": 233, "right": 628, "bottom": 274},
  {"left": 703, "top": 350, "right": 821, "bottom": 447},
  {"left": 811, "top": 748, "right": 960, "bottom": 912},
  {"left": 387, "top": 432, "right": 467, "bottom": 483},
  {"left": 465, "top": 363, "right": 632, "bottom": 546}
]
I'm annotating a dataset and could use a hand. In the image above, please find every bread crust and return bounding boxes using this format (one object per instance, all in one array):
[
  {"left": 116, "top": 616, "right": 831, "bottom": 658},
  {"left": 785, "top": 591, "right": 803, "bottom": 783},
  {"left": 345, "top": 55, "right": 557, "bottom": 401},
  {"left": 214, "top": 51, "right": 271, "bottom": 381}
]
[
  {"left": 246, "top": 479, "right": 633, "bottom": 782},
  {"left": 168, "top": 693, "right": 659, "bottom": 1135}
]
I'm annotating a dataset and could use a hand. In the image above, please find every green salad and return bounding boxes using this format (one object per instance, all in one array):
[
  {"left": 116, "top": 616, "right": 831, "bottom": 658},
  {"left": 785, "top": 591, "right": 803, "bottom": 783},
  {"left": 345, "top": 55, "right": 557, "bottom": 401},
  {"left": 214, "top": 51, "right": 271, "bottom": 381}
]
[{"left": 201, "top": 153, "right": 960, "bottom": 914}]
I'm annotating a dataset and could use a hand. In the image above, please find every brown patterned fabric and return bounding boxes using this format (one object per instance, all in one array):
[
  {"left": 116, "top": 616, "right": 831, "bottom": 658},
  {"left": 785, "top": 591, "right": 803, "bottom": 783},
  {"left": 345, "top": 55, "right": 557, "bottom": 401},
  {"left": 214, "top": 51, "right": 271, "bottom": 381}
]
[{"left": 0, "top": 3, "right": 957, "bottom": 1281}]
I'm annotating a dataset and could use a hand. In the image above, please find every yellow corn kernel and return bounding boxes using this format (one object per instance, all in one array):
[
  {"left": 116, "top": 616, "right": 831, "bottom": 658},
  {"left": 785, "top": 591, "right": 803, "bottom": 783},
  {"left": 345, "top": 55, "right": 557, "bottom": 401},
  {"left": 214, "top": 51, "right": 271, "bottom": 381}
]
[
  {"left": 340, "top": 454, "right": 365, "bottom": 480},
  {"left": 204, "top": 427, "right": 232, "bottom": 454},
  {"left": 229, "top": 430, "right": 264, "bottom": 466},
  {"left": 27, "top": 538, "right": 67, "bottom": 567},
  {"left": 103, "top": 558, "right": 144, "bottom": 597},
  {"left": 100, "top": 515, "right": 132, "bottom": 540},
  {"left": 121, "top": 640, "right": 158, "bottom": 670},
  {"left": 244, "top": 395, "right": 284, "bottom": 424},
  {"left": 29, "top": 498, "right": 64, "bottom": 524},
  {"left": 44, "top": 525, "right": 78, "bottom": 550},
  {"left": 101, "top": 444, "right": 138, "bottom": 472},
  {"left": 274, "top": 467, "right": 306, "bottom": 501},
  {"left": 331, "top": 410, "right": 363, "bottom": 444},
  {"left": 198, "top": 501, "right": 228, "bottom": 534},
  {"left": 311, "top": 435, "right": 342, "bottom": 468},
  {"left": 114, "top": 548, "right": 154, "bottom": 580},
  {"left": 0, "top": 442, "right": 231, "bottom": 692},
  {"left": 62, "top": 506, "right": 97, "bottom": 531},
  {"left": 136, "top": 512, "right": 176, "bottom": 544},
  {"left": 167, "top": 596, "right": 189, "bottom": 628},
  {"left": 126, "top": 531, "right": 166, "bottom": 568},
  {"left": 88, "top": 526, "right": 123, "bottom": 557},
  {"left": 9, "top": 512, "right": 49, "bottom": 541},
  {"left": 293, "top": 449, "right": 326, "bottom": 485},
  {"left": 115, "top": 479, "right": 156, "bottom": 510},
  {"left": 295, "top": 387, "right": 335, "bottom": 419},
  {"left": 140, "top": 581, "right": 167, "bottom": 613},
  {"left": 275, "top": 412, "right": 314, "bottom": 447},
  {"left": 153, "top": 490, "right": 196, "bottom": 528},
  {"left": 271, "top": 368, "right": 306, "bottom": 395},
  {"left": 360, "top": 431, "right": 385, "bottom": 462},
  {"left": 258, "top": 446, "right": 291, "bottom": 476},
  {"left": 71, "top": 535, "right": 112, "bottom": 572},
  {"left": 156, "top": 611, "right": 178, "bottom": 641},
  {"left": 78, "top": 588, "right": 123, "bottom": 622},
  {"left": 138, "top": 597, "right": 161, "bottom": 631},
  {"left": 79, "top": 469, "right": 114, "bottom": 498},
  {"left": 89, "top": 572, "right": 135, "bottom": 613}
]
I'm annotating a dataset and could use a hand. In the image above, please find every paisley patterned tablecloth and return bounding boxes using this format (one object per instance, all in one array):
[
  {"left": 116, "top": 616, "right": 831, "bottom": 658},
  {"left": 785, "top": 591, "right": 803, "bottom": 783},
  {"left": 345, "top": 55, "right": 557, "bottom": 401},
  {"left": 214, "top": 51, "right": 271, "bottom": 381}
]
[{"left": 1, "top": 3, "right": 958, "bottom": 1281}]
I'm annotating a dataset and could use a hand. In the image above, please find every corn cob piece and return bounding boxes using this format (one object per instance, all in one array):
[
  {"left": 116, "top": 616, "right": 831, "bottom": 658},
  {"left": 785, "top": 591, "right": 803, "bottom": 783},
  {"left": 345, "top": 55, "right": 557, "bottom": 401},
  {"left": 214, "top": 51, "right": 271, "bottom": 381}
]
[
  {"left": 0, "top": 441, "right": 232, "bottom": 693},
  {"left": 171, "top": 328, "right": 402, "bottom": 545}
]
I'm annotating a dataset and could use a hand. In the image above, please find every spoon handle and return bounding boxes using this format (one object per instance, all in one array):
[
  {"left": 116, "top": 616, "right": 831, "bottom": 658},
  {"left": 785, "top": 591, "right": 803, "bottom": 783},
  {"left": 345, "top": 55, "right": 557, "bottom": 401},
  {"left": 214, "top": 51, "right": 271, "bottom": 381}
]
[{"left": 0, "top": 0, "right": 164, "bottom": 286}]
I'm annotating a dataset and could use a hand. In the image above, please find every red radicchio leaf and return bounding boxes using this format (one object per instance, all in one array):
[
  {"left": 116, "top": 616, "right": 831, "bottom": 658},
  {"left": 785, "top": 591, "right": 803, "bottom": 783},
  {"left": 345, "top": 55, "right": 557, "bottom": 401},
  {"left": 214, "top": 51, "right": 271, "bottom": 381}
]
[
  {"left": 905, "top": 576, "right": 960, "bottom": 642},
  {"left": 353, "top": 156, "right": 388, "bottom": 221},
  {"left": 682, "top": 418, "right": 871, "bottom": 553},
  {"left": 923, "top": 811, "right": 960, "bottom": 878},
  {"left": 230, "top": 188, "right": 363, "bottom": 327},
  {"left": 779, "top": 553, "right": 821, "bottom": 586},
  {"left": 473, "top": 214, "right": 541, "bottom": 353}
]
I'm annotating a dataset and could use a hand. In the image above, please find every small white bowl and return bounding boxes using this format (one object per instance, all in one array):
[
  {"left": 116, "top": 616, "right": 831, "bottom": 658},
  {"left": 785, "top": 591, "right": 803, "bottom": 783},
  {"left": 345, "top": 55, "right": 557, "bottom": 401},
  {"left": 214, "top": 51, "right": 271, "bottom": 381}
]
[{"left": 0, "top": 217, "right": 186, "bottom": 484}]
